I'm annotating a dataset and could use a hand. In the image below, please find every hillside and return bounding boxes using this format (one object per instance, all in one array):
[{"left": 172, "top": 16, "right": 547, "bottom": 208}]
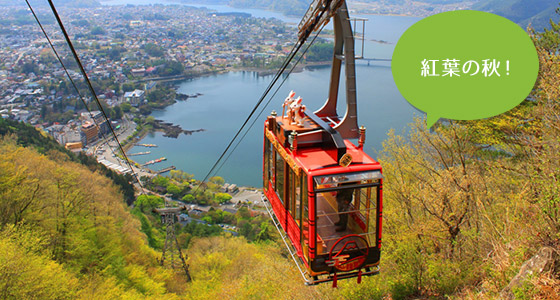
[
  {"left": 0, "top": 138, "right": 170, "bottom": 299},
  {"left": 473, "top": 0, "right": 560, "bottom": 30},
  {"left": 177, "top": 0, "right": 309, "bottom": 17},
  {"left": 0, "top": 118, "right": 135, "bottom": 203},
  {"left": 229, "top": 0, "right": 309, "bottom": 16},
  {"left": 0, "top": 124, "right": 328, "bottom": 299}
]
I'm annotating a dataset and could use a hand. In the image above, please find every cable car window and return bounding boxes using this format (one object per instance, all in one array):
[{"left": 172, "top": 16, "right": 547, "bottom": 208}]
[
  {"left": 289, "top": 169, "right": 301, "bottom": 220},
  {"left": 314, "top": 170, "right": 383, "bottom": 186},
  {"left": 295, "top": 175, "right": 301, "bottom": 222},
  {"left": 286, "top": 166, "right": 291, "bottom": 210},
  {"left": 271, "top": 149, "right": 276, "bottom": 186},
  {"left": 275, "top": 152, "right": 284, "bottom": 203},
  {"left": 301, "top": 175, "right": 308, "bottom": 261},
  {"left": 264, "top": 138, "right": 271, "bottom": 187},
  {"left": 314, "top": 179, "right": 379, "bottom": 254}
]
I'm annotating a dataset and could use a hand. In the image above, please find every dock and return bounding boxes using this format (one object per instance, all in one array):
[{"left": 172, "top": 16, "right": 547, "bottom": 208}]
[
  {"left": 135, "top": 143, "right": 158, "bottom": 148},
  {"left": 142, "top": 157, "right": 167, "bottom": 166},
  {"left": 157, "top": 166, "right": 176, "bottom": 174},
  {"left": 128, "top": 151, "right": 151, "bottom": 156}
]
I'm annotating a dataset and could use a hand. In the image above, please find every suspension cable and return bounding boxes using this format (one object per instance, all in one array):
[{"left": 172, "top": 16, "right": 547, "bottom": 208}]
[
  {"left": 45, "top": 0, "right": 145, "bottom": 190},
  {"left": 214, "top": 27, "right": 325, "bottom": 176},
  {"left": 193, "top": 1, "right": 334, "bottom": 193},
  {"left": 25, "top": 0, "right": 127, "bottom": 172}
]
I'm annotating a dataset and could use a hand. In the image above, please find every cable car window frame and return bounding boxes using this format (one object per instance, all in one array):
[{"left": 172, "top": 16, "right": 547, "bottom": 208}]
[
  {"left": 314, "top": 170, "right": 383, "bottom": 187},
  {"left": 289, "top": 168, "right": 301, "bottom": 221},
  {"left": 275, "top": 149, "right": 285, "bottom": 204},
  {"left": 264, "top": 138, "right": 271, "bottom": 188},
  {"left": 301, "top": 174, "right": 309, "bottom": 262},
  {"left": 313, "top": 175, "right": 381, "bottom": 254}
]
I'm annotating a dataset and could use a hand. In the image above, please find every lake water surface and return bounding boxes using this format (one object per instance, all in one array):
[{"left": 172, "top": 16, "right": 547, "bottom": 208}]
[{"left": 113, "top": 1, "right": 422, "bottom": 186}]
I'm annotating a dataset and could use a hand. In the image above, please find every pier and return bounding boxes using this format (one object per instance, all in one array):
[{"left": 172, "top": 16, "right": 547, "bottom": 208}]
[
  {"left": 142, "top": 157, "right": 167, "bottom": 166},
  {"left": 129, "top": 151, "right": 151, "bottom": 156},
  {"left": 157, "top": 166, "right": 177, "bottom": 174}
]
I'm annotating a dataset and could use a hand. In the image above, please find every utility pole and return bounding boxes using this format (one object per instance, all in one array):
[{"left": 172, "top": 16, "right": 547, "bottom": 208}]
[{"left": 153, "top": 205, "right": 191, "bottom": 281}]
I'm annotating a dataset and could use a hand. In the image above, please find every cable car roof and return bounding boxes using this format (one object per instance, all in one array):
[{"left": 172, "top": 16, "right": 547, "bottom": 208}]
[{"left": 294, "top": 140, "right": 382, "bottom": 176}]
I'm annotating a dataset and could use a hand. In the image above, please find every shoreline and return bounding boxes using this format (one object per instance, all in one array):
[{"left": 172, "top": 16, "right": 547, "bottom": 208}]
[
  {"left": 233, "top": 61, "right": 332, "bottom": 76},
  {"left": 122, "top": 61, "right": 331, "bottom": 178}
]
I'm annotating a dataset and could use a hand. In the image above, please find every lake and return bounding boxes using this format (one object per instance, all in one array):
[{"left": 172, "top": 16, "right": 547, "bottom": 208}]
[{"left": 116, "top": 1, "right": 422, "bottom": 187}]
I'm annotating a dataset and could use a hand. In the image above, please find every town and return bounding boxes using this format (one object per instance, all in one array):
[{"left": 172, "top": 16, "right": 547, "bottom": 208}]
[{"left": 0, "top": 4, "right": 295, "bottom": 154}]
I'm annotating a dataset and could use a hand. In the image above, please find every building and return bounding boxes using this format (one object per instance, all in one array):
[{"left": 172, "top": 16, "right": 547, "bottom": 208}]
[
  {"left": 81, "top": 121, "right": 99, "bottom": 146},
  {"left": 90, "top": 111, "right": 110, "bottom": 135},
  {"left": 65, "top": 141, "right": 83, "bottom": 153},
  {"left": 131, "top": 68, "right": 146, "bottom": 77},
  {"left": 123, "top": 89, "right": 145, "bottom": 107}
]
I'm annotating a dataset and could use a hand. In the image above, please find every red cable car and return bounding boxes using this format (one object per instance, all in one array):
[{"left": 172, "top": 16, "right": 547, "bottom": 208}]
[{"left": 262, "top": 0, "right": 383, "bottom": 286}]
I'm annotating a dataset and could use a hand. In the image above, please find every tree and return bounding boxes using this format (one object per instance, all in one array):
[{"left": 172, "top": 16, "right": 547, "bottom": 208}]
[
  {"left": 182, "top": 194, "right": 195, "bottom": 203},
  {"left": 159, "top": 61, "right": 184, "bottom": 76},
  {"left": 90, "top": 26, "right": 106, "bottom": 35},
  {"left": 112, "top": 105, "right": 123, "bottom": 120},
  {"left": 120, "top": 102, "right": 132, "bottom": 113},
  {"left": 122, "top": 83, "right": 136, "bottom": 93},
  {"left": 144, "top": 43, "right": 164, "bottom": 57},
  {"left": 209, "top": 176, "right": 225, "bottom": 186},
  {"left": 134, "top": 194, "right": 163, "bottom": 213},
  {"left": 20, "top": 62, "right": 39, "bottom": 75},
  {"left": 166, "top": 183, "right": 182, "bottom": 198},
  {"left": 214, "top": 193, "right": 232, "bottom": 204},
  {"left": 305, "top": 41, "right": 333, "bottom": 62}
]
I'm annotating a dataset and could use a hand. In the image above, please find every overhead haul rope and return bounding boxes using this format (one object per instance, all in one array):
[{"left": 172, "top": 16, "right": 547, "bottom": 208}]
[
  {"left": 214, "top": 27, "right": 325, "bottom": 176},
  {"left": 25, "top": 0, "right": 128, "bottom": 173},
  {"left": 193, "top": 0, "right": 335, "bottom": 193},
  {"left": 45, "top": 0, "right": 145, "bottom": 191}
]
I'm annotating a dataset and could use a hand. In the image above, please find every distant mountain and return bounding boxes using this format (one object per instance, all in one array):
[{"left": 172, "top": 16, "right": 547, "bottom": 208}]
[
  {"left": 473, "top": 0, "right": 560, "bottom": 30},
  {"left": 229, "top": 0, "right": 309, "bottom": 17},
  {"left": 356, "top": 0, "right": 465, "bottom": 4},
  {"left": 177, "top": 0, "right": 309, "bottom": 17}
]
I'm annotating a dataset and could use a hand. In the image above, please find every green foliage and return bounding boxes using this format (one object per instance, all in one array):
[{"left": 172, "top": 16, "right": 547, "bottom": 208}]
[
  {"left": 473, "top": 0, "right": 559, "bottom": 30},
  {"left": 158, "top": 60, "right": 184, "bottom": 76},
  {"left": 121, "top": 102, "right": 132, "bottom": 112},
  {"left": 209, "top": 176, "right": 225, "bottom": 185},
  {"left": 144, "top": 43, "right": 164, "bottom": 57},
  {"left": 367, "top": 18, "right": 560, "bottom": 297},
  {"left": 0, "top": 140, "right": 177, "bottom": 298},
  {"left": 214, "top": 192, "right": 232, "bottom": 204},
  {"left": 122, "top": 82, "right": 139, "bottom": 92},
  {"left": 0, "top": 226, "right": 79, "bottom": 299},
  {"left": 204, "top": 209, "right": 235, "bottom": 225},
  {"left": 0, "top": 119, "right": 135, "bottom": 203},
  {"left": 229, "top": 0, "right": 309, "bottom": 16},
  {"left": 181, "top": 221, "right": 222, "bottom": 238},
  {"left": 90, "top": 26, "right": 106, "bottom": 35},
  {"left": 134, "top": 194, "right": 164, "bottom": 213},
  {"left": 151, "top": 175, "right": 170, "bottom": 187},
  {"left": 306, "top": 41, "right": 334, "bottom": 62},
  {"left": 20, "top": 62, "right": 40, "bottom": 75},
  {"left": 182, "top": 194, "right": 195, "bottom": 203},
  {"left": 131, "top": 208, "right": 164, "bottom": 249},
  {"left": 166, "top": 183, "right": 182, "bottom": 198},
  {"left": 146, "top": 86, "right": 176, "bottom": 103}
]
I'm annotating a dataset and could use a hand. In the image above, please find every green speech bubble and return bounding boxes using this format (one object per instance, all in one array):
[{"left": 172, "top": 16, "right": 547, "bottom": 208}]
[{"left": 392, "top": 10, "right": 539, "bottom": 128}]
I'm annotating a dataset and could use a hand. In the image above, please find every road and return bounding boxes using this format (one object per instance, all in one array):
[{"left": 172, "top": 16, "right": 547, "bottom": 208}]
[
  {"left": 87, "top": 115, "right": 265, "bottom": 209},
  {"left": 89, "top": 115, "right": 154, "bottom": 179}
]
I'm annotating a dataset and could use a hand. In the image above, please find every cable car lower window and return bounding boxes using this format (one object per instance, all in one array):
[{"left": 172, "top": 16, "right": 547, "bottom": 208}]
[
  {"left": 314, "top": 182, "right": 378, "bottom": 255},
  {"left": 314, "top": 170, "right": 383, "bottom": 186}
]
